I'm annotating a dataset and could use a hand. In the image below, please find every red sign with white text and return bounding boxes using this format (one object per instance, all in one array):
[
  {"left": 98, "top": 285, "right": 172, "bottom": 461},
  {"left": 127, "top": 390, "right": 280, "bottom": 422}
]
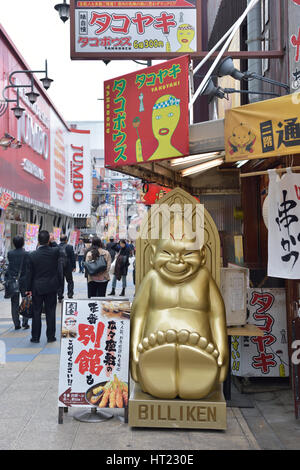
[{"left": 104, "top": 55, "right": 190, "bottom": 168}]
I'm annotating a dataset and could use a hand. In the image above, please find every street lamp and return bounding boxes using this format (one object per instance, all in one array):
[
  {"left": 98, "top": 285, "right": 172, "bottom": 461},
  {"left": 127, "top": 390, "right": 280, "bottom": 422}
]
[
  {"left": 216, "top": 56, "right": 290, "bottom": 93},
  {"left": 1, "top": 60, "right": 53, "bottom": 119},
  {"left": 201, "top": 78, "right": 280, "bottom": 100},
  {"left": 54, "top": 0, "right": 70, "bottom": 23}
]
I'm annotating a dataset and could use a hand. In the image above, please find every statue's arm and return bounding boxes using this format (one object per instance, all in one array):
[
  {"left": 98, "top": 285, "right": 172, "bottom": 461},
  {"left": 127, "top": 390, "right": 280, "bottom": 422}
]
[
  {"left": 130, "top": 272, "right": 152, "bottom": 382},
  {"left": 208, "top": 275, "right": 229, "bottom": 383}
]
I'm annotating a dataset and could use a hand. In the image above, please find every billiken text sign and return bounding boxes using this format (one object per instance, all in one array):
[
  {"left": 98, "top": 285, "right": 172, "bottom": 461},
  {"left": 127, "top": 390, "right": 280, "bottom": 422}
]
[{"left": 70, "top": 0, "right": 201, "bottom": 60}]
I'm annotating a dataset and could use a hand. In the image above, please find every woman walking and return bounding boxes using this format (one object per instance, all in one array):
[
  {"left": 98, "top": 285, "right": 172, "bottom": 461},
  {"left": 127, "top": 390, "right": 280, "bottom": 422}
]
[
  {"left": 85, "top": 237, "right": 111, "bottom": 298},
  {"left": 109, "top": 239, "right": 130, "bottom": 296}
]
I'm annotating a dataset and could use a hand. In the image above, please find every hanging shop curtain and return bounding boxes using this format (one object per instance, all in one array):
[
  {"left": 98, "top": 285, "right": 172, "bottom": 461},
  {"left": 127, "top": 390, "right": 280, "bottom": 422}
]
[{"left": 268, "top": 168, "right": 300, "bottom": 279}]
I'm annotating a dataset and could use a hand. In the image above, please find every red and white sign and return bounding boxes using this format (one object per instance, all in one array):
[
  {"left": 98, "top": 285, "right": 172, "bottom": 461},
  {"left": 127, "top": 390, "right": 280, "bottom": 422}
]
[
  {"left": 232, "top": 289, "right": 289, "bottom": 378},
  {"left": 58, "top": 299, "right": 130, "bottom": 409}
]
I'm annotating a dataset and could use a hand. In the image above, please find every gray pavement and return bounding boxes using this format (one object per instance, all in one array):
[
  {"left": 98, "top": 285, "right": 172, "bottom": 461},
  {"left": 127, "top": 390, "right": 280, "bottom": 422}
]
[{"left": 0, "top": 267, "right": 299, "bottom": 450}]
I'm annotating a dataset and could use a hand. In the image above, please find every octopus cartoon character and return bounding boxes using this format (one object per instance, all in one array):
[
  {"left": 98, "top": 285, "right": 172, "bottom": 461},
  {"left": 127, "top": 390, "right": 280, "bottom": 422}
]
[
  {"left": 176, "top": 24, "right": 195, "bottom": 52},
  {"left": 148, "top": 94, "right": 182, "bottom": 161},
  {"left": 228, "top": 123, "right": 256, "bottom": 155},
  {"left": 130, "top": 228, "right": 229, "bottom": 400}
]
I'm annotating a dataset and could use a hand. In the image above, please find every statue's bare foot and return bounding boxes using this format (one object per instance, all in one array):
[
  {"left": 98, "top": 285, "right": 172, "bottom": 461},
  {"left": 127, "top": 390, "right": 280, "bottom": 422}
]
[{"left": 137, "top": 330, "right": 219, "bottom": 399}]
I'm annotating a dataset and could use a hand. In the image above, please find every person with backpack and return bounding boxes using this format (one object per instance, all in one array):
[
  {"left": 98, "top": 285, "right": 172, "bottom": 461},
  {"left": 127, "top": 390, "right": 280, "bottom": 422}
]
[
  {"left": 85, "top": 237, "right": 111, "bottom": 298},
  {"left": 57, "top": 234, "right": 76, "bottom": 302}
]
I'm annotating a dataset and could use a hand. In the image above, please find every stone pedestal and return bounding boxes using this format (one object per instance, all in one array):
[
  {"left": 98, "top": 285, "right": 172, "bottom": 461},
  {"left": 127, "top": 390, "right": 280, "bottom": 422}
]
[{"left": 129, "top": 383, "right": 227, "bottom": 430}]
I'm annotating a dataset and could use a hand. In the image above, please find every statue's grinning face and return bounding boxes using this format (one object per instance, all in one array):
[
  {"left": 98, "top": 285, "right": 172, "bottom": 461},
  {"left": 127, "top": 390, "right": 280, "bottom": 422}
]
[{"left": 152, "top": 238, "right": 202, "bottom": 283}]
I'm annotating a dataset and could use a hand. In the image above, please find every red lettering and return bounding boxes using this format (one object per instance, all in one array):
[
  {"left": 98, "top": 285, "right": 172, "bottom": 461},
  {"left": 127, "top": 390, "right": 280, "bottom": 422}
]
[{"left": 73, "top": 190, "right": 83, "bottom": 202}]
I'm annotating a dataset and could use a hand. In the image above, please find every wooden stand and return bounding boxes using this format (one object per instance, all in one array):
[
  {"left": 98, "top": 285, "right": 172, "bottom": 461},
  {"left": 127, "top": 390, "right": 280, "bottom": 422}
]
[{"left": 129, "top": 383, "right": 227, "bottom": 430}]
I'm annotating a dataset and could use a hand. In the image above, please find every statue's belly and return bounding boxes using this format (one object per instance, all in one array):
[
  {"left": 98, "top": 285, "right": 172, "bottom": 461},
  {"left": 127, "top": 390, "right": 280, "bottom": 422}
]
[{"left": 143, "top": 307, "right": 212, "bottom": 342}]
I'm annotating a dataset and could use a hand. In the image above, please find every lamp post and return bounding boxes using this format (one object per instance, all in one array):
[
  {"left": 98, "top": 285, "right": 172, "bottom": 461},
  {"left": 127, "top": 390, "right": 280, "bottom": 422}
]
[
  {"left": 216, "top": 56, "right": 290, "bottom": 93},
  {"left": 54, "top": 0, "right": 70, "bottom": 23},
  {"left": 1, "top": 60, "right": 53, "bottom": 119}
]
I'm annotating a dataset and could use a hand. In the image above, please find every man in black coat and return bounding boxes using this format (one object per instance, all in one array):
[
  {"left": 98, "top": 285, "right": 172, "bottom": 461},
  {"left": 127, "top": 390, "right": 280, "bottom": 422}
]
[
  {"left": 106, "top": 237, "right": 119, "bottom": 263},
  {"left": 5, "top": 236, "right": 29, "bottom": 329},
  {"left": 26, "top": 230, "right": 63, "bottom": 343},
  {"left": 57, "top": 234, "right": 76, "bottom": 302}
]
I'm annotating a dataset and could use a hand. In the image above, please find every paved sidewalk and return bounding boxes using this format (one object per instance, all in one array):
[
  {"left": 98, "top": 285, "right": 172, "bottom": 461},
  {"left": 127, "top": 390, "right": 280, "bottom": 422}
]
[{"left": 0, "top": 270, "right": 298, "bottom": 450}]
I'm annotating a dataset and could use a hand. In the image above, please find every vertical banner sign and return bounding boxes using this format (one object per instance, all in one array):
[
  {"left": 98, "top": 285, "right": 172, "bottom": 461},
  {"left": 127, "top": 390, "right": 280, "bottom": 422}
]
[
  {"left": 71, "top": 0, "right": 201, "bottom": 60},
  {"left": 104, "top": 55, "right": 190, "bottom": 168},
  {"left": 289, "top": 0, "right": 300, "bottom": 96},
  {"left": 0, "top": 222, "right": 5, "bottom": 255},
  {"left": 58, "top": 299, "right": 130, "bottom": 409},
  {"left": 231, "top": 289, "right": 289, "bottom": 377},
  {"left": 268, "top": 168, "right": 300, "bottom": 279},
  {"left": 24, "top": 224, "right": 39, "bottom": 252},
  {"left": 69, "top": 230, "right": 80, "bottom": 248},
  {"left": 53, "top": 227, "right": 61, "bottom": 244},
  {"left": 225, "top": 94, "right": 300, "bottom": 162},
  {"left": 0, "top": 192, "right": 12, "bottom": 210}
]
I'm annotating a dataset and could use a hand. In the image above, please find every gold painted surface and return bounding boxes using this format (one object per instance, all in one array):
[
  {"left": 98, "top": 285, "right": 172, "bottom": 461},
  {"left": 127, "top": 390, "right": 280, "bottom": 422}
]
[
  {"left": 129, "top": 383, "right": 227, "bottom": 430},
  {"left": 131, "top": 188, "right": 229, "bottom": 401}
]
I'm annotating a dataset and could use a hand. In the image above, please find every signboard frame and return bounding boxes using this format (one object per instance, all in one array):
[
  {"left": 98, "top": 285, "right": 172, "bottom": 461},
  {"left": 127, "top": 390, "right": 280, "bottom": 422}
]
[
  {"left": 70, "top": 0, "right": 284, "bottom": 61},
  {"left": 70, "top": 0, "right": 203, "bottom": 60},
  {"left": 58, "top": 297, "right": 131, "bottom": 424}
]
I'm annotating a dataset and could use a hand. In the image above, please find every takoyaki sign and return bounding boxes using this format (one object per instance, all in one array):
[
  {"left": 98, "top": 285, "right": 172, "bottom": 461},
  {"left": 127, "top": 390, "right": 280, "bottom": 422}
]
[
  {"left": 70, "top": 0, "right": 201, "bottom": 60},
  {"left": 58, "top": 299, "right": 130, "bottom": 409},
  {"left": 104, "top": 55, "right": 190, "bottom": 168}
]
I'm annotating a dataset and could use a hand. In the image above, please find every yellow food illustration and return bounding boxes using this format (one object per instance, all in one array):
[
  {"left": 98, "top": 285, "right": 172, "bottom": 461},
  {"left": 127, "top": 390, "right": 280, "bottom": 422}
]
[
  {"left": 148, "top": 94, "right": 182, "bottom": 161},
  {"left": 176, "top": 24, "right": 195, "bottom": 52},
  {"left": 87, "top": 376, "right": 128, "bottom": 408}
]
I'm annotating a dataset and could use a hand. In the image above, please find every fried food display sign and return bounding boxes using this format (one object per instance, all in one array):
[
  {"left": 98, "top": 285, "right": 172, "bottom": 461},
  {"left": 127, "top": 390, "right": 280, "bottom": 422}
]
[
  {"left": 104, "top": 55, "right": 190, "bottom": 168},
  {"left": 58, "top": 300, "right": 130, "bottom": 409},
  {"left": 225, "top": 94, "right": 300, "bottom": 162}
]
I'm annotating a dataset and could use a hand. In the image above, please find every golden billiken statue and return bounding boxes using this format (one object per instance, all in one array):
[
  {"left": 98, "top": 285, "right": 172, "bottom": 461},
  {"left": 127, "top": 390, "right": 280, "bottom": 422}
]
[{"left": 130, "top": 234, "right": 229, "bottom": 400}]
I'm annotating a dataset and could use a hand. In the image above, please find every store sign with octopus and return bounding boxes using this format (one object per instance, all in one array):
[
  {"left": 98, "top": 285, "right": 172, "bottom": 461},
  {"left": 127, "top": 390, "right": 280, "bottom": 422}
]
[{"left": 104, "top": 55, "right": 190, "bottom": 167}]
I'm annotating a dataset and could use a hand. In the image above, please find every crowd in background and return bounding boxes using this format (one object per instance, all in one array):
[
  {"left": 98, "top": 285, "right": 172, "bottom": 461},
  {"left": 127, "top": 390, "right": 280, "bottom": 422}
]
[{"left": 3, "top": 231, "right": 135, "bottom": 343}]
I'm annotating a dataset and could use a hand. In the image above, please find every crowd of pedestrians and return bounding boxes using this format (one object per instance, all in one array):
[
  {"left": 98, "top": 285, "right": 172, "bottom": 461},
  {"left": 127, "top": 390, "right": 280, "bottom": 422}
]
[{"left": 3, "top": 231, "right": 135, "bottom": 343}]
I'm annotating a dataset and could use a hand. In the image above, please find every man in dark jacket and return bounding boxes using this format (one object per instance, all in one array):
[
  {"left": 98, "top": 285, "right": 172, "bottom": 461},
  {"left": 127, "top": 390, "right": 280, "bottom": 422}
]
[
  {"left": 106, "top": 237, "right": 119, "bottom": 263},
  {"left": 57, "top": 234, "right": 76, "bottom": 302},
  {"left": 26, "top": 230, "right": 63, "bottom": 343},
  {"left": 5, "top": 236, "right": 29, "bottom": 330}
]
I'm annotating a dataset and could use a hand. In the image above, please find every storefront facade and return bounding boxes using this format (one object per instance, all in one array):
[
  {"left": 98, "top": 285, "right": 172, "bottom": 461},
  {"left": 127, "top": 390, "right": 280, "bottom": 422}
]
[{"left": 0, "top": 25, "right": 92, "bottom": 254}]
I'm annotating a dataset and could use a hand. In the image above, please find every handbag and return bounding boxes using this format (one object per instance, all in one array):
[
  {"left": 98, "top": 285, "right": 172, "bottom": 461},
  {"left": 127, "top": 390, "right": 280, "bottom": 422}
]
[
  {"left": 4, "top": 254, "right": 25, "bottom": 299},
  {"left": 84, "top": 254, "right": 107, "bottom": 275},
  {"left": 110, "top": 258, "right": 116, "bottom": 275},
  {"left": 18, "top": 295, "right": 33, "bottom": 319}
]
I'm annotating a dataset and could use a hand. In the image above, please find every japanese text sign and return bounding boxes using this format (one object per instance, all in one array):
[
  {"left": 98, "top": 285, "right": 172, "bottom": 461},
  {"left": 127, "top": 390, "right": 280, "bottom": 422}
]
[
  {"left": 225, "top": 94, "right": 300, "bottom": 162},
  {"left": 58, "top": 299, "right": 130, "bottom": 409},
  {"left": 104, "top": 55, "right": 190, "bottom": 168},
  {"left": 71, "top": 0, "right": 201, "bottom": 60},
  {"left": 231, "top": 288, "right": 289, "bottom": 378},
  {"left": 268, "top": 168, "right": 300, "bottom": 279},
  {"left": 0, "top": 192, "right": 12, "bottom": 210},
  {"left": 24, "top": 224, "right": 39, "bottom": 252}
]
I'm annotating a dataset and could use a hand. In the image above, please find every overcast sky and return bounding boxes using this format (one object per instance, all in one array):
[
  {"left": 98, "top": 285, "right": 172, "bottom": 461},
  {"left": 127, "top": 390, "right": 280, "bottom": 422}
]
[{"left": 1, "top": 0, "right": 148, "bottom": 123}]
